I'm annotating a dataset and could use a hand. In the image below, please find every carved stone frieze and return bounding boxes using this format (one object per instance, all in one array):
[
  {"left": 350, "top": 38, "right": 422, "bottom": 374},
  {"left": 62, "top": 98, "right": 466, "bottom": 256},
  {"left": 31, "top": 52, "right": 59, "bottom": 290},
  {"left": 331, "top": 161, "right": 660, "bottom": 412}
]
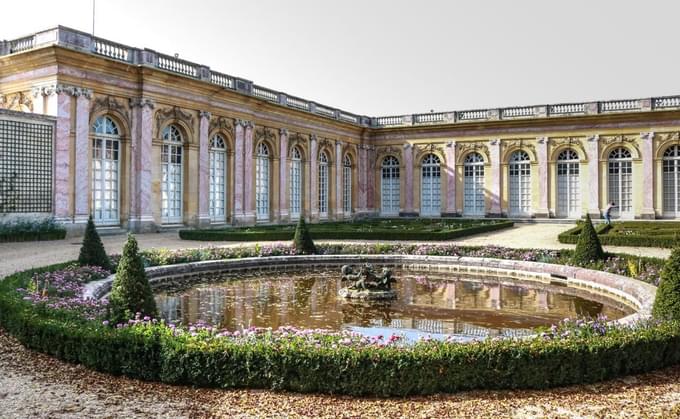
[
  {"left": 91, "top": 95, "right": 130, "bottom": 123},
  {"left": 414, "top": 142, "right": 445, "bottom": 156},
  {"left": 209, "top": 116, "right": 233, "bottom": 135},
  {"left": 547, "top": 136, "right": 586, "bottom": 159},
  {"left": 0, "top": 91, "right": 32, "bottom": 112},
  {"left": 155, "top": 106, "right": 195, "bottom": 137},
  {"left": 255, "top": 126, "right": 276, "bottom": 142},
  {"left": 600, "top": 134, "right": 640, "bottom": 156},
  {"left": 456, "top": 141, "right": 489, "bottom": 157}
]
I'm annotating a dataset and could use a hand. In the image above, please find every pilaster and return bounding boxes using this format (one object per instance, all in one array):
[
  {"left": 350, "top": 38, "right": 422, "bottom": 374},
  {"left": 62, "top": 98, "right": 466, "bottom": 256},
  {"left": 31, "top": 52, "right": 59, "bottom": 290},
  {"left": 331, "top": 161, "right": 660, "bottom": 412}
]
[
  {"left": 310, "top": 134, "right": 319, "bottom": 220},
  {"left": 402, "top": 143, "right": 415, "bottom": 216},
  {"left": 243, "top": 121, "right": 255, "bottom": 222},
  {"left": 74, "top": 88, "right": 93, "bottom": 224},
  {"left": 488, "top": 139, "right": 502, "bottom": 217},
  {"left": 641, "top": 132, "right": 656, "bottom": 219},
  {"left": 233, "top": 119, "right": 246, "bottom": 224},
  {"left": 443, "top": 141, "right": 457, "bottom": 216},
  {"left": 128, "top": 97, "right": 155, "bottom": 232},
  {"left": 197, "top": 111, "right": 211, "bottom": 226},
  {"left": 536, "top": 137, "right": 549, "bottom": 217},
  {"left": 335, "top": 140, "right": 343, "bottom": 219},
  {"left": 587, "top": 135, "right": 601, "bottom": 218},
  {"left": 357, "top": 145, "right": 368, "bottom": 214}
]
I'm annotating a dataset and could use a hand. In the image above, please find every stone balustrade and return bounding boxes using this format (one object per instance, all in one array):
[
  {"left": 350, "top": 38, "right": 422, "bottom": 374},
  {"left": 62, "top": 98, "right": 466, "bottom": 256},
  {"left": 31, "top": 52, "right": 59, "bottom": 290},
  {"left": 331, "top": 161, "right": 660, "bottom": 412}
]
[{"left": 2, "top": 25, "right": 680, "bottom": 129}]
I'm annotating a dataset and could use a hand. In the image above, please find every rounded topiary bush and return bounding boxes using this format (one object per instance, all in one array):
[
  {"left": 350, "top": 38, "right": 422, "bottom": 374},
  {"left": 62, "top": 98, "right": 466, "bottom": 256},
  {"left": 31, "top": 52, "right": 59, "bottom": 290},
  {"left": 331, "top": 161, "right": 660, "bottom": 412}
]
[
  {"left": 571, "top": 214, "right": 604, "bottom": 266},
  {"left": 653, "top": 247, "right": 680, "bottom": 321},
  {"left": 109, "top": 234, "right": 157, "bottom": 322},
  {"left": 78, "top": 215, "right": 112, "bottom": 270},
  {"left": 293, "top": 215, "right": 316, "bottom": 254}
]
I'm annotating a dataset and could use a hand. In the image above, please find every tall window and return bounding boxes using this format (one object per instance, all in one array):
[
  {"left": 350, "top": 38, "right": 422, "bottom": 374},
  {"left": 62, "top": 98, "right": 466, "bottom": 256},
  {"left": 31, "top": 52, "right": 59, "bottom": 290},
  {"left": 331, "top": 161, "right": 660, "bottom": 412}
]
[
  {"left": 421, "top": 154, "right": 441, "bottom": 216},
  {"left": 381, "top": 156, "right": 400, "bottom": 215},
  {"left": 608, "top": 147, "right": 632, "bottom": 217},
  {"left": 318, "top": 151, "right": 329, "bottom": 217},
  {"left": 463, "top": 152, "right": 485, "bottom": 216},
  {"left": 508, "top": 150, "right": 531, "bottom": 216},
  {"left": 290, "top": 146, "right": 302, "bottom": 218},
  {"left": 556, "top": 149, "right": 580, "bottom": 218},
  {"left": 91, "top": 116, "right": 120, "bottom": 225},
  {"left": 256, "top": 142, "right": 270, "bottom": 221},
  {"left": 664, "top": 145, "right": 680, "bottom": 216},
  {"left": 343, "top": 154, "right": 352, "bottom": 215},
  {"left": 209, "top": 135, "right": 227, "bottom": 222},
  {"left": 161, "top": 124, "right": 183, "bottom": 223}
]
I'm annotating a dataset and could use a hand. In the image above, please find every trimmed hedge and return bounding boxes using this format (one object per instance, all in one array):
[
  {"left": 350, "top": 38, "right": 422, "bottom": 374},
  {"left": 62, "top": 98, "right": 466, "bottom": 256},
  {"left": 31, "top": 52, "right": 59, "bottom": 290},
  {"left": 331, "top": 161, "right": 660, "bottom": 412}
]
[
  {"left": 558, "top": 221, "right": 680, "bottom": 248},
  {"left": 179, "top": 220, "right": 514, "bottom": 241},
  {"left": 0, "top": 230, "right": 66, "bottom": 243},
  {"left": 0, "top": 218, "right": 67, "bottom": 243},
  {"left": 2, "top": 263, "right": 680, "bottom": 396}
]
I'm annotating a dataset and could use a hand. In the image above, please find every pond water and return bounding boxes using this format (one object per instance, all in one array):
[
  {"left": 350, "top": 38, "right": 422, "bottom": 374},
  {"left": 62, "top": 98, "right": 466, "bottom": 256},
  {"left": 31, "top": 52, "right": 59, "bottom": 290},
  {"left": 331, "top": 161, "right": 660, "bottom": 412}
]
[{"left": 155, "top": 268, "right": 633, "bottom": 341}]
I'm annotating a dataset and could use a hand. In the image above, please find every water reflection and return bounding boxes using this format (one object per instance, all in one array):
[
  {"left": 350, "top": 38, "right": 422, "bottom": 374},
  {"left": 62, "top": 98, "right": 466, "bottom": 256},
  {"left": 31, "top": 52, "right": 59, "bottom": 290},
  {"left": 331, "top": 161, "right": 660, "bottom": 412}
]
[{"left": 155, "top": 269, "right": 632, "bottom": 340}]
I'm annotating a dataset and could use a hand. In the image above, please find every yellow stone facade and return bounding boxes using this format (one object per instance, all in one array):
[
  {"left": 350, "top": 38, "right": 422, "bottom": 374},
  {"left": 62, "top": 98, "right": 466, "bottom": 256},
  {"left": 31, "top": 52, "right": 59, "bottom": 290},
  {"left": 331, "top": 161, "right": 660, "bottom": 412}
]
[{"left": 1, "top": 27, "right": 679, "bottom": 231}]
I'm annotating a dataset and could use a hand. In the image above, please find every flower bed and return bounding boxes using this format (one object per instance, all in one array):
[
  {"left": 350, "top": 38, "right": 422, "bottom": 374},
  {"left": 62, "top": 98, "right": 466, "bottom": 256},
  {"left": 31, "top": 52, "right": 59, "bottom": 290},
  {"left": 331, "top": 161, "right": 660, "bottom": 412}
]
[
  {"left": 178, "top": 218, "right": 513, "bottom": 241},
  {"left": 558, "top": 221, "right": 680, "bottom": 248},
  {"left": 0, "top": 244, "right": 677, "bottom": 396}
]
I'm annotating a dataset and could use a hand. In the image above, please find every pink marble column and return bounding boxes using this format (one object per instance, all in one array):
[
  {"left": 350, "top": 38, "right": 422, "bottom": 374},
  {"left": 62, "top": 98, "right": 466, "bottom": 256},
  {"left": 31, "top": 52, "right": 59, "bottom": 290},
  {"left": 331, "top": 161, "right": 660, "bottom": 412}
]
[
  {"left": 279, "top": 128, "right": 289, "bottom": 221},
  {"left": 243, "top": 121, "right": 254, "bottom": 221},
  {"left": 403, "top": 143, "right": 414, "bottom": 214},
  {"left": 489, "top": 284, "right": 501, "bottom": 310},
  {"left": 366, "top": 147, "right": 376, "bottom": 213},
  {"left": 198, "top": 111, "right": 210, "bottom": 225},
  {"left": 74, "top": 89, "right": 92, "bottom": 223},
  {"left": 233, "top": 120, "right": 245, "bottom": 222},
  {"left": 128, "top": 98, "right": 155, "bottom": 231},
  {"left": 310, "top": 135, "right": 318, "bottom": 218},
  {"left": 445, "top": 141, "right": 456, "bottom": 215},
  {"left": 335, "top": 140, "right": 343, "bottom": 219},
  {"left": 489, "top": 139, "right": 501, "bottom": 216},
  {"left": 641, "top": 132, "right": 655, "bottom": 219},
  {"left": 358, "top": 145, "right": 367, "bottom": 212},
  {"left": 45, "top": 85, "right": 73, "bottom": 221},
  {"left": 587, "top": 135, "right": 601, "bottom": 218},
  {"left": 536, "top": 137, "right": 549, "bottom": 217}
]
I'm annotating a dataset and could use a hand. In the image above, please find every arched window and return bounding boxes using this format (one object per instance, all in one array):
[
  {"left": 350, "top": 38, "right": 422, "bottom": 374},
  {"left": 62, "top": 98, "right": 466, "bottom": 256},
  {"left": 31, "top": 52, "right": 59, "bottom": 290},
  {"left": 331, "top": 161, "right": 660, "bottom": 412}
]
[
  {"left": 556, "top": 149, "right": 580, "bottom": 218},
  {"left": 421, "top": 154, "right": 441, "bottom": 216},
  {"left": 663, "top": 145, "right": 680, "bottom": 216},
  {"left": 256, "top": 142, "right": 270, "bottom": 221},
  {"left": 290, "top": 147, "right": 302, "bottom": 218},
  {"left": 508, "top": 150, "right": 531, "bottom": 216},
  {"left": 91, "top": 116, "right": 120, "bottom": 225},
  {"left": 161, "top": 125, "right": 183, "bottom": 223},
  {"left": 209, "top": 135, "right": 227, "bottom": 222},
  {"left": 381, "top": 156, "right": 400, "bottom": 215},
  {"left": 608, "top": 147, "right": 632, "bottom": 217},
  {"left": 318, "top": 151, "right": 329, "bottom": 217},
  {"left": 463, "top": 152, "right": 485, "bottom": 216},
  {"left": 343, "top": 154, "right": 352, "bottom": 215}
]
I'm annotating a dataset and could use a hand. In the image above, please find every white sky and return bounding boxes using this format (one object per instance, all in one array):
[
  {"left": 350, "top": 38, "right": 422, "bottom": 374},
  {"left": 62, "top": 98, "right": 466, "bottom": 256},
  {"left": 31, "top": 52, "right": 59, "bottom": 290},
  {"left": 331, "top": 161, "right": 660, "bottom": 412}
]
[{"left": 3, "top": 0, "right": 678, "bottom": 116}]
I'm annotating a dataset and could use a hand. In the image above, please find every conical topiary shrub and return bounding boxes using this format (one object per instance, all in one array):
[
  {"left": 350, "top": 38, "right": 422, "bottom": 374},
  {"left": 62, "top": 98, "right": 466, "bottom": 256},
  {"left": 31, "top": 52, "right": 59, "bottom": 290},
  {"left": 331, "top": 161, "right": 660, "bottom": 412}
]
[
  {"left": 571, "top": 214, "right": 604, "bottom": 266},
  {"left": 293, "top": 215, "right": 316, "bottom": 255},
  {"left": 78, "top": 215, "right": 112, "bottom": 270},
  {"left": 109, "top": 234, "right": 157, "bottom": 322},
  {"left": 653, "top": 247, "right": 680, "bottom": 321}
]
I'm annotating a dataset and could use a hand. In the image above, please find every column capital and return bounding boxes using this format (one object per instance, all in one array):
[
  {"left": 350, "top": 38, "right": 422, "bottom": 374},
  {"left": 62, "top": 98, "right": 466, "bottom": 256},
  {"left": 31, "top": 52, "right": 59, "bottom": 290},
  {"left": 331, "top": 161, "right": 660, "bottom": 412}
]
[
  {"left": 310, "top": 134, "right": 317, "bottom": 142},
  {"left": 279, "top": 128, "right": 289, "bottom": 136},
  {"left": 537, "top": 136, "right": 548, "bottom": 144},
  {"left": 445, "top": 140, "right": 455, "bottom": 148},
  {"left": 72, "top": 87, "right": 93, "bottom": 99},
  {"left": 489, "top": 138, "right": 500, "bottom": 146},
  {"left": 235, "top": 119, "right": 252, "bottom": 128},
  {"left": 199, "top": 110, "right": 211, "bottom": 120},
  {"left": 587, "top": 134, "right": 600, "bottom": 142},
  {"left": 129, "top": 97, "right": 155, "bottom": 109},
  {"left": 403, "top": 143, "right": 412, "bottom": 149},
  {"left": 641, "top": 131, "right": 655, "bottom": 141}
]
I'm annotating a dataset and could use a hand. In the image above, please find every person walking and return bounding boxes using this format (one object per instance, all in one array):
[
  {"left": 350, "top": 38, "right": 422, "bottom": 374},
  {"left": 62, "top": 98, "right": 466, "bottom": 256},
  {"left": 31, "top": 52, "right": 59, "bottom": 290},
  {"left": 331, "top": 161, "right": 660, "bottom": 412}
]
[{"left": 604, "top": 201, "right": 616, "bottom": 225}]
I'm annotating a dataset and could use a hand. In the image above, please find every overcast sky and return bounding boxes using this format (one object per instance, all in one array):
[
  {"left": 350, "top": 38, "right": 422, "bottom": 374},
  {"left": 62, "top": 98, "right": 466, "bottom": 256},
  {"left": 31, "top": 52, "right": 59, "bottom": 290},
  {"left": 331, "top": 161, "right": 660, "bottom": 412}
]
[{"left": 3, "top": 0, "right": 677, "bottom": 116}]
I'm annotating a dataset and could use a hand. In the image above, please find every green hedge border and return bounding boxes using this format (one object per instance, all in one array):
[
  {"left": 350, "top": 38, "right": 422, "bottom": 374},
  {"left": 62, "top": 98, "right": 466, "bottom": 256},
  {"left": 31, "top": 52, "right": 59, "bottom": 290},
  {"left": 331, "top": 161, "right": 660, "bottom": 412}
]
[
  {"left": 0, "top": 230, "right": 66, "bottom": 243},
  {"left": 558, "top": 223, "right": 680, "bottom": 248},
  {"left": 179, "top": 220, "right": 514, "bottom": 241},
  {"left": 2, "top": 260, "right": 680, "bottom": 396}
]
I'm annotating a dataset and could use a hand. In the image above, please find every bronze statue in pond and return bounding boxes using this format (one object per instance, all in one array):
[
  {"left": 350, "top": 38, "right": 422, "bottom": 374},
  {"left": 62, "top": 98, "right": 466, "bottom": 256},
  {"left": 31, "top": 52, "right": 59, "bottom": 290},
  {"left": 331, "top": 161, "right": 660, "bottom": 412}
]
[{"left": 341, "top": 263, "right": 396, "bottom": 291}]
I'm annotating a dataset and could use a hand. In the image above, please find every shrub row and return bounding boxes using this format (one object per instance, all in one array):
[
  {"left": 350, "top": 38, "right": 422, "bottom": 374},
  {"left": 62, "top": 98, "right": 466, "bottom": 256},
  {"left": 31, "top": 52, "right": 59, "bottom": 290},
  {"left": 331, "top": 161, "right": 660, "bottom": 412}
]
[
  {"left": 0, "top": 218, "right": 67, "bottom": 243},
  {"left": 0, "top": 230, "right": 67, "bottom": 243},
  {"left": 179, "top": 220, "right": 514, "bottom": 241},
  {"left": 2, "top": 264, "right": 680, "bottom": 396},
  {"left": 557, "top": 223, "right": 680, "bottom": 248}
]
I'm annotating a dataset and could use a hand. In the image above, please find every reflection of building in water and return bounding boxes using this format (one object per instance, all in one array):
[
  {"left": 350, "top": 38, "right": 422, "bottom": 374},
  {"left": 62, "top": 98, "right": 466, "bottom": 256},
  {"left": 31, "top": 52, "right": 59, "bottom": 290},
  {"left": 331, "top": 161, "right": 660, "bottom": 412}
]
[{"left": 157, "top": 295, "right": 181, "bottom": 323}]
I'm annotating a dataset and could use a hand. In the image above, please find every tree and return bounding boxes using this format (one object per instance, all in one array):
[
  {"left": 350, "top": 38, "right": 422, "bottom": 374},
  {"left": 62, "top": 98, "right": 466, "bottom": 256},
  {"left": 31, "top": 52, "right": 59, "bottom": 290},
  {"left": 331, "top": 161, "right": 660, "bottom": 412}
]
[
  {"left": 653, "top": 247, "right": 680, "bottom": 321},
  {"left": 109, "top": 234, "right": 157, "bottom": 322},
  {"left": 293, "top": 215, "right": 316, "bottom": 255},
  {"left": 78, "top": 215, "right": 112, "bottom": 270},
  {"left": 571, "top": 214, "right": 604, "bottom": 266}
]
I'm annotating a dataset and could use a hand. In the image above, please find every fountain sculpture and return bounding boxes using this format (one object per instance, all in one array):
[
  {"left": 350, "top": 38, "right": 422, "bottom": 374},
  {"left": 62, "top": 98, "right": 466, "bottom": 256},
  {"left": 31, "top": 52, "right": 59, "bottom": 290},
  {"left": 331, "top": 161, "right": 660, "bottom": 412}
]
[{"left": 339, "top": 263, "right": 397, "bottom": 300}]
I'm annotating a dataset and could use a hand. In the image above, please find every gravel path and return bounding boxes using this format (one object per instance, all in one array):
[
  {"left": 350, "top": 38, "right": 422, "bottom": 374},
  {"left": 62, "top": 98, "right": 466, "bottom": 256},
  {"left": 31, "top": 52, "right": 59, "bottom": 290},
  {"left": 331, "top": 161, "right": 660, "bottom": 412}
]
[{"left": 0, "top": 223, "right": 677, "bottom": 418}]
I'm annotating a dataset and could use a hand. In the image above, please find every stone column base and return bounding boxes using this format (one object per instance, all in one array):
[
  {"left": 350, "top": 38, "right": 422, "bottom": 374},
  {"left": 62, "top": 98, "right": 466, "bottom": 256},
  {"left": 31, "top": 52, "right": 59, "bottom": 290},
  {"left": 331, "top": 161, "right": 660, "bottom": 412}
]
[
  {"left": 440, "top": 212, "right": 460, "bottom": 218},
  {"left": 398, "top": 211, "right": 419, "bottom": 217},
  {"left": 587, "top": 212, "right": 602, "bottom": 220},
  {"left": 638, "top": 212, "right": 656, "bottom": 220},
  {"left": 128, "top": 216, "right": 157, "bottom": 233}
]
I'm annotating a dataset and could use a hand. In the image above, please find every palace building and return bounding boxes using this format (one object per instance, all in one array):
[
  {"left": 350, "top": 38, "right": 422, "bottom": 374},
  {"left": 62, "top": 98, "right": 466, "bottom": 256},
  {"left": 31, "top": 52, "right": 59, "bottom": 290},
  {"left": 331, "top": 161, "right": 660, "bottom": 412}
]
[{"left": 2, "top": 26, "right": 680, "bottom": 232}]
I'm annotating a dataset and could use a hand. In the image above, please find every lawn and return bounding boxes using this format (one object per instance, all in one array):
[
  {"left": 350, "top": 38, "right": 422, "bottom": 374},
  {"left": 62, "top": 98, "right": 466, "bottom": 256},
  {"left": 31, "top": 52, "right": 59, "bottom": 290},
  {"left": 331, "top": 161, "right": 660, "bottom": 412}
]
[
  {"left": 179, "top": 218, "right": 513, "bottom": 241},
  {"left": 558, "top": 221, "right": 680, "bottom": 248}
]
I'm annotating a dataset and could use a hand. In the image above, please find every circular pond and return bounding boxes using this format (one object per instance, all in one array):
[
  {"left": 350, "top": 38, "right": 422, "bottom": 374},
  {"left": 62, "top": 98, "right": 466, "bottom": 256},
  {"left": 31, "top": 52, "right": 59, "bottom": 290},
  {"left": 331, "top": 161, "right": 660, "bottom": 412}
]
[{"left": 155, "top": 268, "right": 633, "bottom": 342}]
